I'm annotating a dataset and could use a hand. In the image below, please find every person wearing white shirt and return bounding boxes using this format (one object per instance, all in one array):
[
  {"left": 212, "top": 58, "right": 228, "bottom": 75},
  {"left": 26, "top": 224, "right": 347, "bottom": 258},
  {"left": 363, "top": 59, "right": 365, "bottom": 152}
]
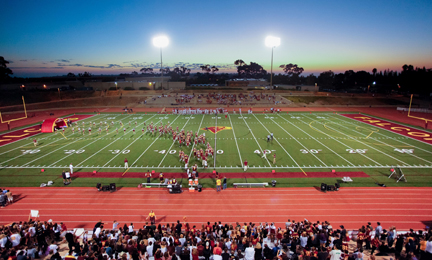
[
  {"left": 94, "top": 227, "right": 102, "bottom": 238},
  {"left": 214, "top": 255, "right": 222, "bottom": 260},
  {"left": 426, "top": 238, "right": 432, "bottom": 254},
  {"left": 147, "top": 241, "right": 154, "bottom": 257},
  {"left": 329, "top": 246, "right": 342, "bottom": 260},
  {"left": 128, "top": 223, "right": 134, "bottom": 234},
  {"left": 244, "top": 243, "right": 255, "bottom": 260},
  {"left": 49, "top": 241, "right": 59, "bottom": 254},
  {"left": 69, "top": 164, "right": 73, "bottom": 174}
]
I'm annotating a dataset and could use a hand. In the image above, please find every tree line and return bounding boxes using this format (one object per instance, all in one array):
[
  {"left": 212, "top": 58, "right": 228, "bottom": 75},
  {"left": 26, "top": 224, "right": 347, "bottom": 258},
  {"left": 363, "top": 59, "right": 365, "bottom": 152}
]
[{"left": 1, "top": 56, "right": 432, "bottom": 94}]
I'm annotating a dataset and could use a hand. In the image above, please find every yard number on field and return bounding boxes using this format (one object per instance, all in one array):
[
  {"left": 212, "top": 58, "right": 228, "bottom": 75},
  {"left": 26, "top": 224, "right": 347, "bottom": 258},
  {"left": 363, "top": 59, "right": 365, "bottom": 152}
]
[
  {"left": 346, "top": 149, "right": 367, "bottom": 154},
  {"left": 64, "top": 149, "right": 85, "bottom": 154},
  {"left": 300, "top": 149, "right": 322, "bottom": 154},
  {"left": 254, "top": 150, "right": 276, "bottom": 154},
  {"left": 108, "top": 149, "right": 130, "bottom": 154},
  {"left": 394, "top": 148, "right": 414, "bottom": 154},
  {"left": 21, "top": 149, "right": 40, "bottom": 154},
  {"left": 154, "top": 150, "right": 178, "bottom": 154}
]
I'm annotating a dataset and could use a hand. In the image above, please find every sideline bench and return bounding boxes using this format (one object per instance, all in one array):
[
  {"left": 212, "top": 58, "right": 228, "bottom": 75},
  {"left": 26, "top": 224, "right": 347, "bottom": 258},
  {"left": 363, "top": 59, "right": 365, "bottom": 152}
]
[
  {"left": 233, "top": 183, "right": 268, "bottom": 188},
  {"left": 141, "top": 183, "right": 169, "bottom": 187}
]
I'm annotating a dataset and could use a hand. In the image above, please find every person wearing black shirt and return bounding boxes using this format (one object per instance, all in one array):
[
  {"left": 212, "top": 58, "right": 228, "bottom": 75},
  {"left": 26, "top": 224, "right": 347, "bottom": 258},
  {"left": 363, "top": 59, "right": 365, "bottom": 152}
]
[
  {"left": 65, "top": 232, "right": 75, "bottom": 254},
  {"left": 317, "top": 247, "right": 328, "bottom": 260},
  {"left": 222, "top": 248, "right": 231, "bottom": 260},
  {"left": 176, "top": 220, "right": 182, "bottom": 235}
]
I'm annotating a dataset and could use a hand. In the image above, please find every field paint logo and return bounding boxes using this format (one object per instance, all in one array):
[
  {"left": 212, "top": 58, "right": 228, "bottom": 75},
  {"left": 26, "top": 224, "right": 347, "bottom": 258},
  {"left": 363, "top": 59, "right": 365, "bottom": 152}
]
[{"left": 201, "top": 126, "right": 232, "bottom": 134}]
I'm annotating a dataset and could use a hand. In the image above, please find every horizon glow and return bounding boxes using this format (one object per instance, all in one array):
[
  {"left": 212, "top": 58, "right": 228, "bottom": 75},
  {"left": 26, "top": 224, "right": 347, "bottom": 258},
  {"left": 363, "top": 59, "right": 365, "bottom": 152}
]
[{"left": 1, "top": 0, "right": 432, "bottom": 78}]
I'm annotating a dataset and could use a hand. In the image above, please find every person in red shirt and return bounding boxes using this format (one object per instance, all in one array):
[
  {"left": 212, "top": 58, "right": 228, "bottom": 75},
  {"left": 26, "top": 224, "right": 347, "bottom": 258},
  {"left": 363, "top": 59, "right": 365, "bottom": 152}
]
[
  {"left": 244, "top": 160, "right": 248, "bottom": 171},
  {"left": 124, "top": 158, "right": 129, "bottom": 169},
  {"left": 213, "top": 242, "right": 222, "bottom": 255},
  {"left": 33, "top": 139, "right": 37, "bottom": 147},
  {"left": 61, "top": 222, "right": 67, "bottom": 232}
]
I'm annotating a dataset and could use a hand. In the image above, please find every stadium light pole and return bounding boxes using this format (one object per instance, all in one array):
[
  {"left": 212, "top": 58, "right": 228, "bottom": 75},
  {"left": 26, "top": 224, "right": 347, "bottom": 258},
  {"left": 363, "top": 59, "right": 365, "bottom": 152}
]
[
  {"left": 153, "top": 36, "right": 169, "bottom": 90},
  {"left": 265, "top": 36, "right": 281, "bottom": 89}
]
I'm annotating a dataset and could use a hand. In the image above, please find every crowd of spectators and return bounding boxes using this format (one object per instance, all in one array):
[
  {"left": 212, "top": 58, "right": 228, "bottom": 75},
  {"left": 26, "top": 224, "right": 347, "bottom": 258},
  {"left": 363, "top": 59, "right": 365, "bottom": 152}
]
[{"left": 1, "top": 218, "right": 432, "bottom": 260}]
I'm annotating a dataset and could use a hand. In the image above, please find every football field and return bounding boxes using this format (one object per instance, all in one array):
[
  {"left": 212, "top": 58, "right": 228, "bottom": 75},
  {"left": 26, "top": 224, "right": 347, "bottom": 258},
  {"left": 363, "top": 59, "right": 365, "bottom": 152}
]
[{"left": 1, "top": 112, "right": 432, "bottom": 187}]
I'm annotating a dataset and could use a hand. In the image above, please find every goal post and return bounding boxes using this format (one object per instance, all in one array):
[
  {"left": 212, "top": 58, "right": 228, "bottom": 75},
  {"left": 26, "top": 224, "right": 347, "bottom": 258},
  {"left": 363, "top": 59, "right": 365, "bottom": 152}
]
[{"left": 0, "top": 96, "right": 28, "bottom": 124}]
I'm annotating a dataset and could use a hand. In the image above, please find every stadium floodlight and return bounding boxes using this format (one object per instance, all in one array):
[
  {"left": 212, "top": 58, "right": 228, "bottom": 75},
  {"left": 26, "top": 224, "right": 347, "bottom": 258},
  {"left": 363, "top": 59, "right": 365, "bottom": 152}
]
[
  {"left": 265, "top": 36, "right": 281, "bottom": 88},
  {"left": 153, "top": 35, "right": 169, "bottom": 90},
  {"left": 265, "top": 36, "right": 281, "bottom": 48}
]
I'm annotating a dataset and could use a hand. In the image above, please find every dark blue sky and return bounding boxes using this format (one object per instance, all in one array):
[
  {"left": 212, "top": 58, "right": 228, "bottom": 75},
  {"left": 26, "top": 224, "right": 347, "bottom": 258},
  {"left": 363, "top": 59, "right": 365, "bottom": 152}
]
[{"left": 2, "top": 0, "right": 432, "bottom": 77}]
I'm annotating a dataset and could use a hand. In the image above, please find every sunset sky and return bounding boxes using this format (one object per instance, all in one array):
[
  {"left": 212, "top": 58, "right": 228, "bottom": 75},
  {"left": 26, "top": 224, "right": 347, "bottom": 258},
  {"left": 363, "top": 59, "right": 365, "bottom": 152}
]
[{"left": 1, "top": 0, "right": 432, "bottom": 77}]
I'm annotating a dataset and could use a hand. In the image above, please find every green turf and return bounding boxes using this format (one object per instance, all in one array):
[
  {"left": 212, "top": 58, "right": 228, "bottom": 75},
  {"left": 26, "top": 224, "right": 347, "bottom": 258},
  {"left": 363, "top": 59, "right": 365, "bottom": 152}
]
[{"left": 1, "top": 112, "right": 432, "bottom": 188}]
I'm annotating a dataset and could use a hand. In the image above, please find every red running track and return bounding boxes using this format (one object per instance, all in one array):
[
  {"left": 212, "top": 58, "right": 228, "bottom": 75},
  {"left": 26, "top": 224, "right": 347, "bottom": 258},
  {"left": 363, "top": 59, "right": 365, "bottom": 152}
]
[{"left": 1, "top": 187, "right": 431, "bottom": 231}]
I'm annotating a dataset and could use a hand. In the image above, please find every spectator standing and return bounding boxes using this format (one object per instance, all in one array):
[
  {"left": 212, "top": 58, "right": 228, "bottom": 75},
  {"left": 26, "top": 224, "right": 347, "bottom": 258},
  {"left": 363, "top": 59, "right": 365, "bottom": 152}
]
[
  {"left": 216, "top": 178, "right": 221, "bottom": 192},
  {"left": 223, "top": 176, "right": 227, "bottom": 190},
  {"left": 124, "top": 158, "right": 129, "bottom": 169},
  {"left": 329, "top": 245, "right": 342, "bottom": 260},
  {"left": 375, "top": 222, "right": 382, "bottom": 239},
  {"left": 245, "top": 243, "right": 255, "bottom": 260}
]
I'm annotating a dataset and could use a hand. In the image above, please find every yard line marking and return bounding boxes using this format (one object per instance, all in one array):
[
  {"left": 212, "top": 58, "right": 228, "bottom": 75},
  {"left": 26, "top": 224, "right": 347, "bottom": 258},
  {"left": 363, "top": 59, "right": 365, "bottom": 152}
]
[
  {"left": 276, "top": 114, "right": 355, "bottom": 167},
  {"left": 260, "top": 114, "right": 327, "bottom": 167},
  {"left": 75, "top": 114, "right": 146, "bottom": 166},
  {"left": 188, "top": 114, "right": 205, "bottom": 163},
  {"left": 329, "top": 115, "right": 432, "bottom": 165},
  {"left": 63, "top": 114, "right": 141, "bottom": 167},
  {"left": 131, "top": 115, "right": 180, "bottom": 166},
  {"left": 18, "top": 115, "right": 112, "bottom": 167},
  {"left": 294, "top": 115, "right": 383, "bottom": 166},
  {"left": 240, "top": 112, "right": 271, "bottom": 166},
  {"left": 214, "top": 112, "right": 217, "bottom": 167},
  {"left": 253, "top": 114, "right": 306, "bottom": 171},
  {"left": 102, "top": 114, "right": 165, "bottom": 167},
  {"left": 335, "top": 114, "right": 432, "bottom": 153},
  {"left": 0, "top": 114, "right": 102, "bottom": 156},
  {"left": 228, "top": 114, "right": 243, "bottom": 166},
  {"left": 158, "top": 115, "right": 193, "bottom": 167},
  {"left": 309, "top": 115, "right": 411, "bottom": 166},
  {"left": 0, "top": 115, "right": 109, "bottom": 165}
]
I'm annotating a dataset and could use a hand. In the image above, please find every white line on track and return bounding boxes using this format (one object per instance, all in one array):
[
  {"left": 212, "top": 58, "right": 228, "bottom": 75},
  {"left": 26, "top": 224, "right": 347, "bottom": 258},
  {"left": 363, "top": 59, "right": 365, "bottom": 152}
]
[
  {"left": 275, "top": 114, "right": 355, "bottom": 166},
  {"left": 228, "top": 114, "right": 243, "bottom": 166},
  {"left": 240, "top": 112, "right": 271, "bottom": 166},
  {"left": 131, "top": 115, "right": 180, "bottom": 166}
]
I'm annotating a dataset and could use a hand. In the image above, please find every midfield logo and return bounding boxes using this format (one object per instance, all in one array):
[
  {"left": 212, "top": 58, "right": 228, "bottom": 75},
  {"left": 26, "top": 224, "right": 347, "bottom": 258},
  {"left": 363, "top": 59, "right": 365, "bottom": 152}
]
[{"left": 201, "top": 126, "right": 232, "bottom": 134}]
